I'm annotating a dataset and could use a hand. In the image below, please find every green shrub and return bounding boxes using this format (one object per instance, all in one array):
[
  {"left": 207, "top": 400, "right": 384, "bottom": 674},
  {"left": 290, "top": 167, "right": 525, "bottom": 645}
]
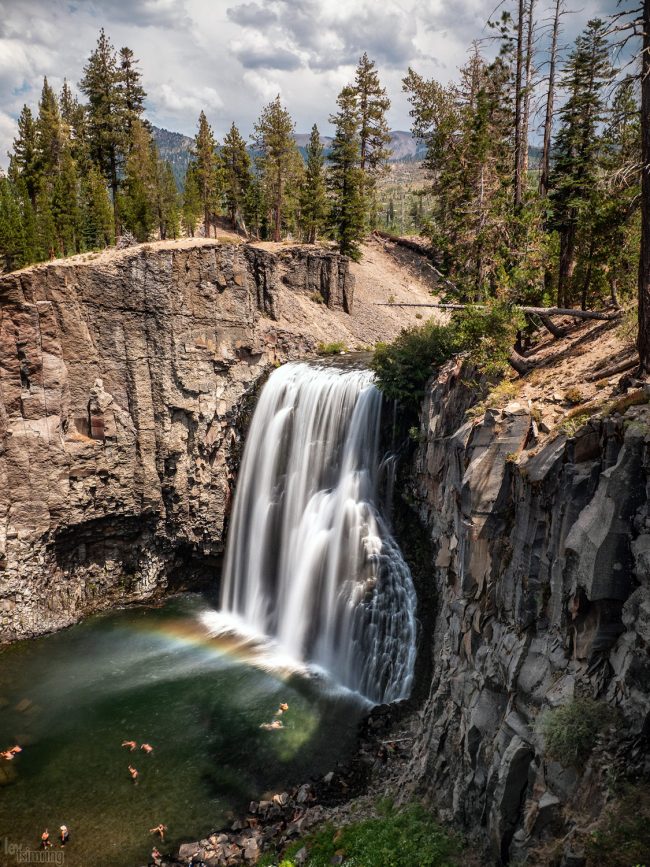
[
  {"left": 541, "top": 698, "right": 613, "bottom": 766},
  {"left": 269, "top": 804, "right": 461, "bottom": 867},
  {"left": 371, "top": 302, "right": 523, "bottom": 408},
  {"left": 317, "top": 341, "right": 347, "bottom": 355}
]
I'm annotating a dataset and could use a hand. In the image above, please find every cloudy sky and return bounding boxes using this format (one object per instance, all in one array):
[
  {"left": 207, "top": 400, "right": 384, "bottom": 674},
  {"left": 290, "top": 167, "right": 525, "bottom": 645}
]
[{"left": 0, "top": 0, "right": 617, "bottom": 168}]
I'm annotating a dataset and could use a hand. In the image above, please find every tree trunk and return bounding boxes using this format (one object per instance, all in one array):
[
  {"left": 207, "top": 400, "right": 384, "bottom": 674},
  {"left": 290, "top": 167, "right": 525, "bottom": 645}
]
[
  {"left": 514, "top": 0, "right": 525, "bottom": 209},
  {"left": 508, "top": 347, "right": 531, "bottom": 375},
  {"left": 539, "top": 0, "right": 561, "bottom": 197},
  {"left": 558, "top": 218, "right": 576, "bottom": 307},
  {"left": 580, "top": 237, "right": 594, "bottom": 310},
  {"left": 538, "top": 313, "right": 566, "bottom": 338},
  {"left": 521, "top": 0, "right": 535, "bottom": 182},
  {"left": 110, "top": 147, "right": 119, "bottom": 236},
  {"left": 638, "top": 0, "right": 650, "bottom": 374}
]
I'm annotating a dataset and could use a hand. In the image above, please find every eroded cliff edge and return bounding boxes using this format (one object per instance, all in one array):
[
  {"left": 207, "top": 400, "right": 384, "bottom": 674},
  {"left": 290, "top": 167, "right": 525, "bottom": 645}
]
[
  {"left": 0, "top": 241, "right": 357, "bottom": 641},
  {"left": 400, "top": 358, "right": 650, "bottom": 863}
]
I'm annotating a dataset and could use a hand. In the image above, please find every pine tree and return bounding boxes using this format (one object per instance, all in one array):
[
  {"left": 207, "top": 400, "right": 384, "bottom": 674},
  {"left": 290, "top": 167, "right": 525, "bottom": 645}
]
[
  {"left": 81, "top": 165, "right": 114, "bottom": 249},
  {"left": 118, "top": 47, "right": 147, "bottom": 138},
  {"left": 220, "top": 122, "right": 251, "bottom": 230},
  {"left": 79, "top": 28, "right": 124, "bottom": 230},
  {"left": 120, "top": 118, "right": 156, "bottom": 241},
  {"left": 182, "top": 162, "right": 202, "bottom": 237},
  {"left": 10, "top": 106, "right": 39, "bottom": 206},
  {"left": 0, "top": 174, "right": 29, "bottom": 272},
  {"left": 299, "top": 124, "right": 328, "bottom": 243},
  {"left": 328, "top": 86, "right": 365, "bottom": 260},
  {"left": 35, "top": 78, "right": 65, "bottom": 175},
  {"left": 244, "top": 171, "right": 268, "bottom": 239},
  {"left": 51, "top": 145, "right": 82, "bottom": 255},
  {"left": 252, "top": 96, "right": 303, "bottom": 241},
  {"left": 155, "top": 159, "right": 180, "bottom": 240},
  {"left": 59, "top": 80, "right": 90, "bottom": 171},
  {"left": 548, "top": 18, "right": 614, "bottom": 307},
  {"left": 193, "top": 111, "right": 220, "bottom": 237},
  {"left": 353, "top": 53, "right": 392, "bottom": 177}
]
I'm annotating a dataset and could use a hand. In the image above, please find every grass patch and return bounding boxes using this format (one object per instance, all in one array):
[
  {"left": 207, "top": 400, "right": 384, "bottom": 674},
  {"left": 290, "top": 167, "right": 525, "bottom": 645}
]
[
  {"left": 466, "top": 379, "right": 519, "bottom": 419},
  {"left": 262, "top": 804, "right": 462, "bottom": 867},
  {"left": 317, "top": 341, "right": 347, "bottom": 355},
  {"left": 540, "top": 698, "right": 614, "bottom": 767}
]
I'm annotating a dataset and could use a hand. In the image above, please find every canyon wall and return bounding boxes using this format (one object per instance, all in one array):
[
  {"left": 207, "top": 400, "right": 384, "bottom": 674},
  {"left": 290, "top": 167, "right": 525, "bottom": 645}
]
[
  {"left": 402, "top": 360, "right": 649, "bottom": 864},
  {"left": 0, "top": 241, "right": 353, "bottom": 641}
]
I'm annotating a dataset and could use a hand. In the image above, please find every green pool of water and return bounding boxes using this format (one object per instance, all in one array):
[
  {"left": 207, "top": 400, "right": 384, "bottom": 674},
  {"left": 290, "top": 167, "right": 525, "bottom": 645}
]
[{"left": 0, "top": 595, "right": 366, "bottom": 867}]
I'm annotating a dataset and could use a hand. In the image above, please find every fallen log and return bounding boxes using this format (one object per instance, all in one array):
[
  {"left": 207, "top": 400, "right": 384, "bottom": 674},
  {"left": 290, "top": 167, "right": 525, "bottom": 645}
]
[
  {"left": 586, "top": 356, "right": 639, "bottom": 382},
  {"left": 375, "top": 301, "right": 621, "bottom": 321}
]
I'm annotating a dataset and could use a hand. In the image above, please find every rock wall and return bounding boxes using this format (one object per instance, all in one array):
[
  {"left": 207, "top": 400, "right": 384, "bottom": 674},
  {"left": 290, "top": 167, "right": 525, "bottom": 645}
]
[
  {"left": 0, "top": 241, "right": 354, "bottom": 641},
  {"left": 401, "top": 359, "right": 650, "bottom": 863}
]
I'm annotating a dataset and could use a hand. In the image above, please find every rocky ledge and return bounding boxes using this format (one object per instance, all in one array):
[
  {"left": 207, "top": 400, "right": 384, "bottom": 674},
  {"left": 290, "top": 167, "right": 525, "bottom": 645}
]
[
  {"left": 399, "top": 359, "right": 650, "bottom": 863},
  {"left": 0, "top": 241, "right": 353, "bottom": 641}
]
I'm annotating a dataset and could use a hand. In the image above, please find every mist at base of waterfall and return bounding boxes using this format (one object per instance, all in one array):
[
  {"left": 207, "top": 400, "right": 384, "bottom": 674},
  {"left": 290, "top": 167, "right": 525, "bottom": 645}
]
[{"left": 0, "top": 595, "right": 365, "bottom": 867}]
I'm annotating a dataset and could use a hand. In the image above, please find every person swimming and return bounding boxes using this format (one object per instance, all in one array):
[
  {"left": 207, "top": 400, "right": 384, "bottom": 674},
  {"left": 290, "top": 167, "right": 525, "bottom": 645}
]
[
  {"left": 128, "top": 765, "right": 139, "bottom": 783},
  {"left": 274, "top": 702, "right": 289, "bottom": 716},
  {"left": 1, "top": 744, "right": 22, "bottom": 760},
  {"left": 259, "top": 719, "right": 284, "bottom": 730},
  {"left": 122, "top": 740, "right": 137, "bottom": 751},
  {"left": 59, "top": 825, "right": 70, "bottom": 846},
  {"left": 40, "top": 829, "right": 51, "bottom": 849},
  {"left": 149, "top": 824, "right": 167, "bottom": 840},
  {"left": 141, "top": 743, "right": 154, "bottom": 754}
]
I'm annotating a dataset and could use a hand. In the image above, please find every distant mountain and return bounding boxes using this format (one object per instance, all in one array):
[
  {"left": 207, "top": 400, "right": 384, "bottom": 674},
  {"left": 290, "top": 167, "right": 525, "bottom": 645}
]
[{"left": 152, "top": 125, "right": 428, "bottom": 188}]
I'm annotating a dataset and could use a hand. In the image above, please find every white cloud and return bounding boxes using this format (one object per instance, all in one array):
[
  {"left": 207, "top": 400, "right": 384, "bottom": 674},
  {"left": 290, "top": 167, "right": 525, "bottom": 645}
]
[{"left": 0, "top": 0, "right": 623, "bottom": 168}]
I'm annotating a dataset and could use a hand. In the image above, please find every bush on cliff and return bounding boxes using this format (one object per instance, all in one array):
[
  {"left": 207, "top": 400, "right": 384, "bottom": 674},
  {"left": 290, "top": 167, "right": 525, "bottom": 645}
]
[
  {"left": 371, "top": 302, "right": 522, "bottom": 407},
  {"left": 540, "top": 697, "right": 614, "bottom": 766}
]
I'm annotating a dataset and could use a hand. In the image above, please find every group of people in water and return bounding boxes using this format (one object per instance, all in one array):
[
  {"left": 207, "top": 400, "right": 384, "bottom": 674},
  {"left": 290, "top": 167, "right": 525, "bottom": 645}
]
[
  {"left": 6, "top": 700, "right": 290, "bottom": 863},
  {"left": 122, "top": 739, "right": 155, "bottom": 784},
  {"left": 259, "top": 702, "right": 289, "bottom": 730}
]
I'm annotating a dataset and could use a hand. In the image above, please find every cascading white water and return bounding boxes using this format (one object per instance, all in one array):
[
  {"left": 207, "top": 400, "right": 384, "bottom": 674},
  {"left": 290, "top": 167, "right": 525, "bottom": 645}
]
[{"left": 220, "top": 361, "right": 417, "bottom": 704}]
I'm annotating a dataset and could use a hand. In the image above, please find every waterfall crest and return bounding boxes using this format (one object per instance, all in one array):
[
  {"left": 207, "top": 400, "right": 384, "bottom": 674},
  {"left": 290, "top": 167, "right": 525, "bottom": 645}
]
[{"left": 220, "top": 361, "right": 417, "bottom": 704}]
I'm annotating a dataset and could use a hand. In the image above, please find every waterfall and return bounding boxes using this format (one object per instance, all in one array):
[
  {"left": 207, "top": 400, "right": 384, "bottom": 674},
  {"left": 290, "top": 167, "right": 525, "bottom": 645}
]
[{"left": 220, "top": 361, "right": 417, "bottom": 704}]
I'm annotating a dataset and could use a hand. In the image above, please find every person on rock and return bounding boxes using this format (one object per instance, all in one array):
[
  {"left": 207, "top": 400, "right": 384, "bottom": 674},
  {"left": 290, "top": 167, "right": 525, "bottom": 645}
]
[
  {"left": 59, "top": 825, "right": 70, "bottom": 846},
  {"left": 149, "top": 823, "right": 167, "bottom": 841},
  {"left": 128, "top": 764, "right": 139, "bottom": 783},
  {"left": 122, "top": 740, "right": 137, "bottom": 751},
  {"left": 141, "top": 742, "right": 154, "bottom": 754}
]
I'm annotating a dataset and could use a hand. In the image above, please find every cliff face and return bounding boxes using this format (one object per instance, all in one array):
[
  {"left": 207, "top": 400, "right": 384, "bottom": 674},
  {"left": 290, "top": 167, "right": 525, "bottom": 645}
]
[
  {"left": 0, "top": 241, "right": 353, "bottom": 641},
  {"left": 402, "top": 360, "right": 650, "bottom": 863}
]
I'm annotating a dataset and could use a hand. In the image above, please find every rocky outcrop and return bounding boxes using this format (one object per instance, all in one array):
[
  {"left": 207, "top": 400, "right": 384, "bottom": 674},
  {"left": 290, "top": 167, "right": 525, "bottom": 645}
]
[
  {"left": 401, "top": 359, "right": 650, "bottom": 863},
  {"left": 0, "top": 241, "right": 354, "bottom": 641}
]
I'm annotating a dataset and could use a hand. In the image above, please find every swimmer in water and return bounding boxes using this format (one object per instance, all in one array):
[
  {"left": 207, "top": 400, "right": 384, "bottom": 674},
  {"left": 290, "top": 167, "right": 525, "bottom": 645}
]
[
  {"left": 59, "top": 825, "right": 70, "bottom": 846},
  {"left": 141, "top": 743, "right": 154, "bottom": 754},
  {"left": 40, "top": 830, "right": 51, "bottom": 849},
  {"left": 128, "top": 765, "right": 139, "bottom": 783},
  {"left": 260, "top": 719, "right": 284, "bottom": 730},
  {"left": 122, "top": 740, "right": 137, "bottom": 751},
  {"left": 274, "top": 702, "right": 289, "bottom": 716},
  {"left": 149, "top": 824, "right": 167, "bottom": 841}
]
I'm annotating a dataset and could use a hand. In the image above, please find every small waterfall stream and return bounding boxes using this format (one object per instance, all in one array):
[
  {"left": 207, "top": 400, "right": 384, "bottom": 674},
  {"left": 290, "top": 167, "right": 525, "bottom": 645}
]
[{"left": 220, "top": 361, "right": 417, "bottom": 704}]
